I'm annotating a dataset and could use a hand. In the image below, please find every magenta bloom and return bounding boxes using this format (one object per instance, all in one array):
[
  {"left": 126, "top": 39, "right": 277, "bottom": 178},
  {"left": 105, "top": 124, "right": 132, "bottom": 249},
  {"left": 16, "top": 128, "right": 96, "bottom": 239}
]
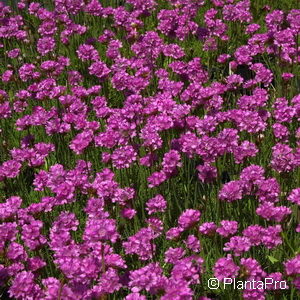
[
  {"left": 69, "top": 129, "right": 94, "bottom": 155},
  {"left": 129, "top": 263, "right": 167, "bottom": 294},
  {"left": 242, "top": 225, "right": 264, "bottom": 246},
  {"left": 125, "top": 292, "right": 147, "bottom": 300},
  {"left": 1, "top": 2, "right": 300, "bottom": 299},
  {"left": 223, "top": 236, "right": 251, "bottom": 256},
  {"left": 9, "top": 271, "right": 43, "bottom": 299},
  {"left": 147, "top": 171, "right": 167, "bottom": 188},
  {"left": 198, "top": 222, "right": 217, "bottom": 236},
  {"left": 111, "top": 145, "right": 137, "bottom": 169},
  {"left": 77, "top": 43, "right": 99, "bottom": 61},
  {"left": 216, "top": 220, "right": 238, "bottom": 237},
  {"left": 261, "top": 225, "right": 282, "bottom": 249},
  {"left": 121, "top": 208, "right": 137, "bottom": 219},
  {"left": 219, "top": 180, "right": 243, "bottom": 202},
  {"left": 162, "top": 150, "right": 182, "bottom": 174},
  {"left": 287, "top": 188, "right": 300, "bottom": 205},
  {"left": 0, "top": 196, "right": 22, "bottom": 220},
  {"left": 284, "top": 255, "right": 300, "bottom": 276},
  {"left": 83, "top": 217, "right": 120, "bottom": 243},
  {"left": 282, "top": 72, "right": 294, "bottom": 81},
  {"left": 0, "top": 160, "right": 22, "bottom": 178},
  {"left": 178, "top": 209, "right": 201, "bottom": 230},
  {"left": 7, "top": 48, "right": 21, "bottom": 58},
  {"left": 256, "top": 202, "right": 291, "bottom": 222},
  {"left": 88, "top": 60, "right": 111, "bottom": 79},
  {"left": 164, "top": 247, "right": 186, "bottom": 264},
  {"left": 166, "top": 227, "right": 183, "bottom": 240},
  {"left": 213, "top": 255, "right": 240, "bottom": 281},
  {"left": 197, "top": 164, "right": 217, "bottom": 183},
  {"left": 37, "top": 37, "right": 56, "bottom": 56},
  {"left": 146, "top": 194, "right": 167, "bottom": 215},
  {"left": 185, "top": 235, "right": 201, "bottom": 253},
  {"left": 271, "top": 143, "right": 296, "bottom": 173},
  {"left": 123, "top": 228, "right": 156, "bottom": 261}
]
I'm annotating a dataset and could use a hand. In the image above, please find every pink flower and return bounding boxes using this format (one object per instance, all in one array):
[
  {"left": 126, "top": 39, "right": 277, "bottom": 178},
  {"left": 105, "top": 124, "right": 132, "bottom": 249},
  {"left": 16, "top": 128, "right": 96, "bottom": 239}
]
[
  {"left": 185, "top": 235, "right": 201, "bottom": 253},
  {"left": 223, "top": 236, "right": 251, "bottom": 256},
  {"left": 111, "top": 145, "right": 137, "bottom": 169},
  {"left": 146, "top": 195, "right": 167, "bottom": 215},
  {"left": 147, "top": 171, "right": 167, "bottom": 188},
  {"left": 214, "top": 255, "right": 240, "bottom": 281},
  {"left": 88, "top": 60, "right": 111, "bottom": 79},
  {"left": 216, "top": 220, "right": 238, "bottom": 237},
  {"left": 178, "top": 209, "right": 201, "bottom": 230},
  {"left": 0, "top": 160, "right": 22, "bottom": 178},
  {"left": 198, "top": 222, "right": 217, "bottom": 236},
  {"left": 37, "top": 37, "right": 56, "bottom": 56},
  {"left": 219, "top": 180, "right": 243, "bottom": 202},
  {"left": 287, "top": 188, "right": 300, "bottom": 205},
  {"left": 121, "top": 208, "right": 137, "bottom": 219}
]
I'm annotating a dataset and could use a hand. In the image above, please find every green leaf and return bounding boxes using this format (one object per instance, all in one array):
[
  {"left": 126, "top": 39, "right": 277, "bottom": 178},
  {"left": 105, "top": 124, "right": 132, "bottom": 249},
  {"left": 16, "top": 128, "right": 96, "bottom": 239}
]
[{"left": 267, "top": 255, "right": 279, "bottom": 264}]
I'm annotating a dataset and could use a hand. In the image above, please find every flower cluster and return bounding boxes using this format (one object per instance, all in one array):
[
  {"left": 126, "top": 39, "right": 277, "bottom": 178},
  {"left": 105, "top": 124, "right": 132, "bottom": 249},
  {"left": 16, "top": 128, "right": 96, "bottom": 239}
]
[{"left": 0, "top": 0, "right": 300, "bottom": 299}]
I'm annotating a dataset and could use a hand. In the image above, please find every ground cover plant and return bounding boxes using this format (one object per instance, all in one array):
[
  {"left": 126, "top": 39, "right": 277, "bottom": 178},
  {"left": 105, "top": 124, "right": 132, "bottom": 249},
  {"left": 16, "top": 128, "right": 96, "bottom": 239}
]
[{"left": 0, "top": 0, "right": 300, "bottom": 299}]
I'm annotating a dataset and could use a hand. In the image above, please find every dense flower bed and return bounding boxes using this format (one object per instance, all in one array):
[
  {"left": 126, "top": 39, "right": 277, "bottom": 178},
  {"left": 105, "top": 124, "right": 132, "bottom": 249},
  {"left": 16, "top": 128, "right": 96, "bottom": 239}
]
[{"left": 0, "top": 0, "right": 300, "bottom": 299}]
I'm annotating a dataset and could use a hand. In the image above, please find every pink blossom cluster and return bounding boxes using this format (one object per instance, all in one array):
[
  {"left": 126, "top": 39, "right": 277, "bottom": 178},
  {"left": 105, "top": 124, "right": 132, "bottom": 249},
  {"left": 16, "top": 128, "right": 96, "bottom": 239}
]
[{"left": 0, "top": 0, "right": 300, "bottom": 299}]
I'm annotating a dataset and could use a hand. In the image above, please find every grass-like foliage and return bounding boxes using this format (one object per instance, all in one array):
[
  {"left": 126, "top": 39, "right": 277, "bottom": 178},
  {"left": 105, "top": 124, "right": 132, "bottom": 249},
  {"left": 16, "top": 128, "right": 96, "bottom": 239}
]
[{"left": 0, "top": 0, "right": 300, "bottom": 299}]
